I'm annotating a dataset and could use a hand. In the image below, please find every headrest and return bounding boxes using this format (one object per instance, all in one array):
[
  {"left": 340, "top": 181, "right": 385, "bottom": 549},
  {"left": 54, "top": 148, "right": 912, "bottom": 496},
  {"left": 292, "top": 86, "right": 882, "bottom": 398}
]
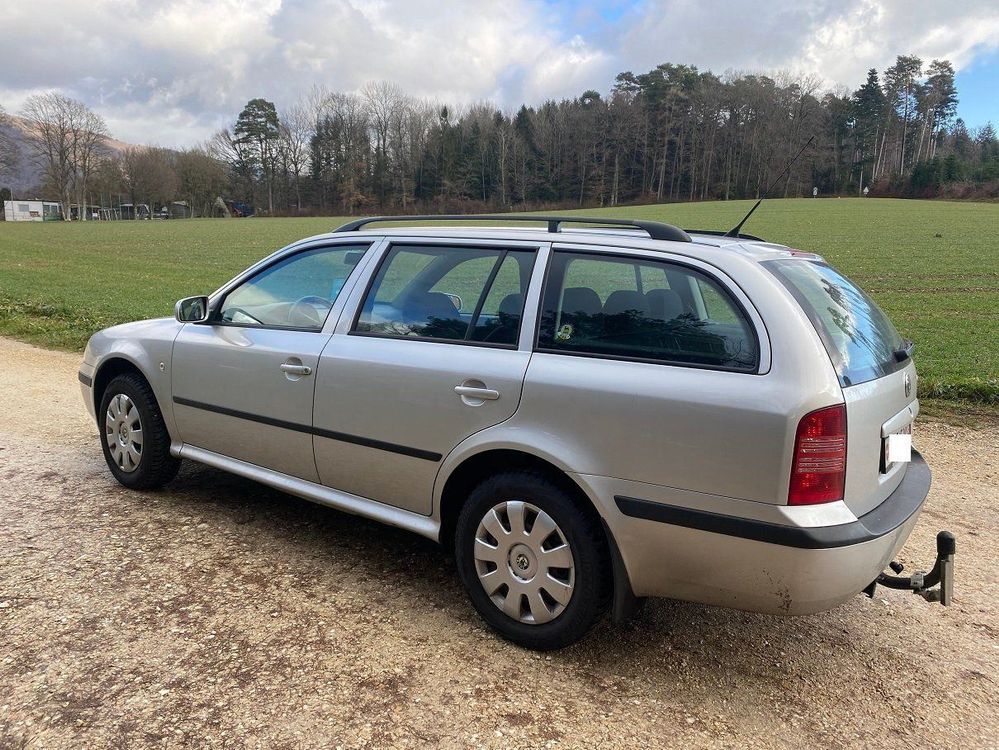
[
  {"left": 406, "top": 291, "right": 460, "bottom": 323},
  {"left": 561, "top": 287, "right": 601, "bottom": 316},
  {"left": 646, "top": 288, "right": 684, "bottom": 321},
  {"left": 603, "top": 289, "right": 649, "bottom": 316},
  {"left": 498, "top": 293, "right": 523, "bottom": 317}
]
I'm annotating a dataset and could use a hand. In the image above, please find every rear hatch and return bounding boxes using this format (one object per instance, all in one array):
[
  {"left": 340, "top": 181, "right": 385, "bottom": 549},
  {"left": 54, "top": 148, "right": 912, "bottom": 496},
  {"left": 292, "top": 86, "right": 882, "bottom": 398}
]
[{"left": 764, "top": 258, "right": 917, "bottom": 516}]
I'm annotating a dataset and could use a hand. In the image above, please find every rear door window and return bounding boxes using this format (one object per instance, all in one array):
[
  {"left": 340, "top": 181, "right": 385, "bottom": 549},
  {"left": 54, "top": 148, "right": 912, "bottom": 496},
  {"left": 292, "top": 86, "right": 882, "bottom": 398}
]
[
  {"left": 353, "top": 245, "right": 536, "bottom": 346},
  {"left": 537, "top": 251, "right": 759, "bottom": 371},
  {"left": 763, "top": 259, "right": 905, "bottom": 386}
]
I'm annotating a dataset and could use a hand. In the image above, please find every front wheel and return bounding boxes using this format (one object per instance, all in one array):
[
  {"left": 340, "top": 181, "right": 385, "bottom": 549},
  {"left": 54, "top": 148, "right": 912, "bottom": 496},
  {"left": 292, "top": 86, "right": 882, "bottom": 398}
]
[
  {"left": 99, "top": 373, "right": 180, "bottom": 490},
  {"left": 455, "top": 471, "right": 610, "bottom": 650}
]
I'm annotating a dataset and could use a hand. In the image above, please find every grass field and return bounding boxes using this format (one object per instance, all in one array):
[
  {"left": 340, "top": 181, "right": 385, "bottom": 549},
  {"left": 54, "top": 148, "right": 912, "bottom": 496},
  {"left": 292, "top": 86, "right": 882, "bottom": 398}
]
[{"left": 0, "top": 198, "right": 996, "bottom": 403}]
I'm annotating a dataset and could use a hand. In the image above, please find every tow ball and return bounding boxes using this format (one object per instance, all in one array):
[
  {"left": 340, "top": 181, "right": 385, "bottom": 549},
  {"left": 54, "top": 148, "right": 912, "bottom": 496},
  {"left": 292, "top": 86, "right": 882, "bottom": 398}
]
[{"left": 864, "top": 531, "right": 956, "bottom": 606}]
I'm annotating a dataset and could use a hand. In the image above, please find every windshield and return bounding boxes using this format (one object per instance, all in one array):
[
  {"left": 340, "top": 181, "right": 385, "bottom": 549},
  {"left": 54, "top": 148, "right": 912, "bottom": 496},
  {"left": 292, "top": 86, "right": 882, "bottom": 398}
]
[{"left": 763, "top": 259, "right": 906, "bottom": 387}]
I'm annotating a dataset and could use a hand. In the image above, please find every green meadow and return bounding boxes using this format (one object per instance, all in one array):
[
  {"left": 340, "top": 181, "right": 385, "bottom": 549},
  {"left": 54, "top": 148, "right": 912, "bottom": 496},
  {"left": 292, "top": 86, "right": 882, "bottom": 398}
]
[{"left": 1, "top": 198, "right": 996, "bottom": 403}]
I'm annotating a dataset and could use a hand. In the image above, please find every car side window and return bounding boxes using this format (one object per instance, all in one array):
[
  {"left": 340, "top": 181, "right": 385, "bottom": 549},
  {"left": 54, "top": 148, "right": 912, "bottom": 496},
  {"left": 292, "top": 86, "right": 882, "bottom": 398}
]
[
  {"left": 537, "top": 251, "right": 759, "bottom": 371},
  {"left": 353, "top": 245, "right": 536, "bottom": 345},
  {"left": 218, "top": 244, "right": 368, "bottom": 331}
]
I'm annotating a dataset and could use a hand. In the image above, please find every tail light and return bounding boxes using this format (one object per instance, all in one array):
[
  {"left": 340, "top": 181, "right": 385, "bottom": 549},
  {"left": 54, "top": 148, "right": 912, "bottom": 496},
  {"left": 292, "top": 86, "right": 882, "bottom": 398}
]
[{"left": 788, "top": 404, "right": 847, "bottom": 505}]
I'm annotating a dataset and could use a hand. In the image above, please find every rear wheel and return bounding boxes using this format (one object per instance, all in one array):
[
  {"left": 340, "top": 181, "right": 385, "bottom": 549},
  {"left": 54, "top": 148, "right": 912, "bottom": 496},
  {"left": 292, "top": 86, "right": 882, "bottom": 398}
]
[
  {"left": 99, "top": 373, "right": 180, "bottom": 490},
  {"left": 455, "top": 470, "right": 609, "bottom": 650}
]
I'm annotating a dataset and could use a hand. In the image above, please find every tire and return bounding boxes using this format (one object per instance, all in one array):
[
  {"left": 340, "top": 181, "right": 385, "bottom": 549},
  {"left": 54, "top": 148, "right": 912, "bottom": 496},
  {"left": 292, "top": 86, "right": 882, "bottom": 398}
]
[
  {"left": 98, "top": 373, "right": 180, "bottom": 490},
  {"left": 455, "top": 470, "right": 610, "bottom": 650}
]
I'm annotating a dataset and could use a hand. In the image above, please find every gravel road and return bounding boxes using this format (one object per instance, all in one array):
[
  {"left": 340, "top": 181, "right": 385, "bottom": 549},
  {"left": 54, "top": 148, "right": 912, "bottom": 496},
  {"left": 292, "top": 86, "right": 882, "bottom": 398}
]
[{"left": 1, "top": 336, "right": 996, "bottom": 749}]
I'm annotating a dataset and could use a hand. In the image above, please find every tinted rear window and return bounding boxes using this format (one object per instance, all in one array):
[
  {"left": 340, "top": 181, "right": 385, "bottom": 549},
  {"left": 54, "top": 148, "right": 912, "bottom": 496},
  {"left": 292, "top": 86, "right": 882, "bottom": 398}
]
[
  {"left": 764, "top": 259, "right": 905, "bottom": 386},
  {"left": 537, "top": 251, "right": 759, "bottom": 371}
]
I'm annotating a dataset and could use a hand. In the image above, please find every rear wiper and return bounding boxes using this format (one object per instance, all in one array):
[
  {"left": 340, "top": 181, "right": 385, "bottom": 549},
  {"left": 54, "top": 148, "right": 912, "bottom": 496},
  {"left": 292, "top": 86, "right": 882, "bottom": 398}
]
[{"left": 894, "top": 339, "right": 915, "bottom": 362}]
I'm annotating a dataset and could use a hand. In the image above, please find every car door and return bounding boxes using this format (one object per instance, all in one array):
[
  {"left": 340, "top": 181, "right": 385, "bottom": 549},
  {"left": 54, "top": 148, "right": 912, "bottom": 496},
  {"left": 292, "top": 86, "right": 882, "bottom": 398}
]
[
  {"left": 312, "top": 239, "right": 544, "bottom": 514},
  {"left": 171, "top": 241, "right": 373, "bottom": 482}
]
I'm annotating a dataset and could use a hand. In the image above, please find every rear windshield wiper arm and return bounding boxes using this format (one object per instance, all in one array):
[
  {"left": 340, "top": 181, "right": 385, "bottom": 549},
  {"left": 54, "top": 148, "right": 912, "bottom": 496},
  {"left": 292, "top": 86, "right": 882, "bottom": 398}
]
[{"left": 894, "top": 339, "right": 915, "bottom": 362}]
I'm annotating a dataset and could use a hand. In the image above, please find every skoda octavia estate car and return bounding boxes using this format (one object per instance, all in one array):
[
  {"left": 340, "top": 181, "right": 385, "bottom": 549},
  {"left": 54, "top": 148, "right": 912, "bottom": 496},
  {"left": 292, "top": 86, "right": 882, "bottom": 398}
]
[{"left": 80, "top": 215, "right": 936, "bottom": 650}]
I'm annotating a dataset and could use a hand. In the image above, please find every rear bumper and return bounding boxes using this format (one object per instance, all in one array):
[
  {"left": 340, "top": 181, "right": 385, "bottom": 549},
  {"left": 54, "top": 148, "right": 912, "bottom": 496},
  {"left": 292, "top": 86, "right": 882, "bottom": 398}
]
[{"left": 605, "top": 451, "right": 931, "bottom": 614}]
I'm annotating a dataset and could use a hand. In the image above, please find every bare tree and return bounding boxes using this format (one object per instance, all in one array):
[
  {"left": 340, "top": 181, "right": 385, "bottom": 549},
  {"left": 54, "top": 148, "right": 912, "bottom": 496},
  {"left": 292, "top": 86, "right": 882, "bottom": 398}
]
[
  {"left": 278, "top": 102, "right": 312, "bottom": 211},
  {"left": 20, "top": 93, "right": 74, "bottom": 214},
  {"left": 20, "top": 93, "right": 108, "bottom": 219},
  {"left": 119, "top": 146, "right": 178, "bottom": 217},
  {"left": 69, "top": 105, "right": 110, "bottom": 219},
  {"left": 311, "top": 91, "right": 371, "bottom": 212},
  {"left": 0, "top": 105, "right": 19, "bottom": 186},
  {"left": 176, "top": 147, "right": 227, "bottom": 217},
  {"left": 208, "top": 127, "right": 255, "bottom": 203},
  {"left": 363, "top": 81, "right": 404, "bottom": 206}
]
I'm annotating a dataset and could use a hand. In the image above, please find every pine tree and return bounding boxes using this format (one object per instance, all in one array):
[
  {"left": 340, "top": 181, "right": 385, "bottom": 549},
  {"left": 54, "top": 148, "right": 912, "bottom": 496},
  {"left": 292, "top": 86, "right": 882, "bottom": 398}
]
[{"left": 234, "top": 98, "right": 280, "bottom": 214}]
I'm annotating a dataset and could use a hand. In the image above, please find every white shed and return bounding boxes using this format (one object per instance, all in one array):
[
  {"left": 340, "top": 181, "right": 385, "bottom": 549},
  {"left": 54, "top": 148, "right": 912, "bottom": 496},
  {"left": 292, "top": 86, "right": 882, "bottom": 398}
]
[{"left": 3, "top": 200, "right": 63, "bottom": 222}]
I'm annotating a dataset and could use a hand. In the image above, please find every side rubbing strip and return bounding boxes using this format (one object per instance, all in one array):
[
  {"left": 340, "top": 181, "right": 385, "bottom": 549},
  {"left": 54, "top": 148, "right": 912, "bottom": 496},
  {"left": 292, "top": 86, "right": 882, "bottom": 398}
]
[
  {"left": 78, "top": 371, "right": 93, "bottom": 387},
  {"left": 172, "top": 396, "right": 442, "bottom": 462},
  {"left": 312, "top": 427, "right": 442, "bottom": 462},
  {"left": 614, "top": 451, "right": 929, "bottom": 550},
  {"left": 613, "top": 496, "right": 866, "bottom": 549}
]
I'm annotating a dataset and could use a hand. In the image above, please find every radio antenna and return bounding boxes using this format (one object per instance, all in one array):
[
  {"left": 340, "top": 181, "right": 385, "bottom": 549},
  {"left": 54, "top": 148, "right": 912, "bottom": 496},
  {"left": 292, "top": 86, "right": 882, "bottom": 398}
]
[{"left": 725, "top": 135, "right": 815, "bottom": 238}]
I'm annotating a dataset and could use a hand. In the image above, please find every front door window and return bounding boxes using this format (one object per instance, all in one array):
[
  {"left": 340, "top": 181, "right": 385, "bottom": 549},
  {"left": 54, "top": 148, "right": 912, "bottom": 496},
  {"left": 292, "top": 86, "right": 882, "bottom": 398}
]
[{"left": 219, "top": 244, "right": 368, "bottom": 330}]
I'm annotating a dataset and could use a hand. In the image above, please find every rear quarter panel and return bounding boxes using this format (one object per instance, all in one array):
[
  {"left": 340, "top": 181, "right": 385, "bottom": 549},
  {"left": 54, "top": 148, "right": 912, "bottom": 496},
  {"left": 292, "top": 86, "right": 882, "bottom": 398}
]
[{"left": 489, "top": 251, "right": 843, "bottom": 506}]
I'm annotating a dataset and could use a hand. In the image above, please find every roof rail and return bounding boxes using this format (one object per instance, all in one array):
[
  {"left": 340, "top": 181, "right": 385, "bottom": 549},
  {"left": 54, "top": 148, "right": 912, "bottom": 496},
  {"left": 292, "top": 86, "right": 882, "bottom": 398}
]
[
  {"left": 685, "top": 228, "right": 765, "bottom": 242},
  {"left": 332, "top": 215, "right": 692, "bottom": 243}
]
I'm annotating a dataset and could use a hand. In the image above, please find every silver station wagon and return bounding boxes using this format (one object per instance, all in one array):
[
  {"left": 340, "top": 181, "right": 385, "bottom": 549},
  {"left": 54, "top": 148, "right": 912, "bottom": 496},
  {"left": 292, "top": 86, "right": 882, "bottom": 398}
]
[{"left": 79, "top": 215, "right": 953, "bottom": 650}]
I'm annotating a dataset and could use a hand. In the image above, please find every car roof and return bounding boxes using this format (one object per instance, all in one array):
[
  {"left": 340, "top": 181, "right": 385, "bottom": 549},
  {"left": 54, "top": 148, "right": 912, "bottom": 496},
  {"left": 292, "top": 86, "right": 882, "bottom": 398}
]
[{"left": 300, "top": 225, "right": 807, "bottom": 265}]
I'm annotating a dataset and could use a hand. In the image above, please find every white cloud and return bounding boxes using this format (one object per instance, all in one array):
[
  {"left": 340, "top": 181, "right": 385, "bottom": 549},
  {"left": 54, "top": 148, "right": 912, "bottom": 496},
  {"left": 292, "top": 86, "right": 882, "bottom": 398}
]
[
  {"left": 1, "top": 0, "right": 996, "bottom": 146},
  {"left": 616, "top": 0, "right": 999, "bottom": 89}
]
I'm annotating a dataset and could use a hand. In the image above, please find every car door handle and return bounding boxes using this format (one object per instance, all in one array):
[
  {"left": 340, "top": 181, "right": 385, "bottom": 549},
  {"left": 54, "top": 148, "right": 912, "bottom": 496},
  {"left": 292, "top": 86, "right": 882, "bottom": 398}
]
[
  {"left": 454, "top": 385, "right": 499, "bottom": 400},
  {"left": 280, "top": 363, "right": 312, "bottom": 376}
]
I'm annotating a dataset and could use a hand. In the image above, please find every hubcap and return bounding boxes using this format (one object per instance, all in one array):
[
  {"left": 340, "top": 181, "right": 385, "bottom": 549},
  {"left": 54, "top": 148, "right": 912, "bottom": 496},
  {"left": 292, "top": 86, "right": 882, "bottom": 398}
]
[
  {"left": 105, "top": 393, "right": 142, "bottom": 473},
  {"left": 473, "top": 500, "right": 575, "bottom": 625}
]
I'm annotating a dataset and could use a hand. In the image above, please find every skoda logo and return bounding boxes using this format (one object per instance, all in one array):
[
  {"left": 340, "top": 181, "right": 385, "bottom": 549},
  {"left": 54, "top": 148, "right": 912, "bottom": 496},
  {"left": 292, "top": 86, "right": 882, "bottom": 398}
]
[{"left": 904, "top": 372, "right": 912, "bottom": 398}]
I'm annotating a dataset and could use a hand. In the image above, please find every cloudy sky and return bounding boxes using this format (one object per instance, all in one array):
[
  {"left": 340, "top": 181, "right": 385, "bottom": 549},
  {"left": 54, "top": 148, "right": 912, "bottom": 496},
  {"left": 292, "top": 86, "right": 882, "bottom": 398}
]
[{"left": 2, "top": 0, "right": 997, "bottom": 147}]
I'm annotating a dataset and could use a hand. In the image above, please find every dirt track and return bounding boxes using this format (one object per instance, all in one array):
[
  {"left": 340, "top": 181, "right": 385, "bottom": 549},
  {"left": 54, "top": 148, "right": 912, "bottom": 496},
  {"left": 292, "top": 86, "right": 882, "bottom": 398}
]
[{"left": 1, "top": 336, "right": 996, "bottom": 749}]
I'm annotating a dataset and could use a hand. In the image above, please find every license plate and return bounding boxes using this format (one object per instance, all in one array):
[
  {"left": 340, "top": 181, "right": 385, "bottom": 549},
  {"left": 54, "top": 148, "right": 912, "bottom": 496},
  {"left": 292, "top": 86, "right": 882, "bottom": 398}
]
[{"left": 882, "top": 423, "right": 912, "bottom": 471}]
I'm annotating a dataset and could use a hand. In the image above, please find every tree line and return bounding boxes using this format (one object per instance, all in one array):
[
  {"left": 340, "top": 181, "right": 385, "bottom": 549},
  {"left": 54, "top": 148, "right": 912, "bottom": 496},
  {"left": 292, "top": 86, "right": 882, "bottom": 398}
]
[
  {"left": 0, "top": 96, "right": 227, "bottom": 219},
  {"left": 1, "top": 55, "right": 997, "bottom": 219}
]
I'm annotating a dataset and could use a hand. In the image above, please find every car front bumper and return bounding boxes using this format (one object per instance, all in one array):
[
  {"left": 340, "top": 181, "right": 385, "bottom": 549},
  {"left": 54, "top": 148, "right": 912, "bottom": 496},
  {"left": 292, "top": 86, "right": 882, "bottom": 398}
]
[
  {"left": 594, "top": 451, "right": 931, "bottom": 615},
  {"left": 79, "top": 364, "right": 96, "bottom": 420}
]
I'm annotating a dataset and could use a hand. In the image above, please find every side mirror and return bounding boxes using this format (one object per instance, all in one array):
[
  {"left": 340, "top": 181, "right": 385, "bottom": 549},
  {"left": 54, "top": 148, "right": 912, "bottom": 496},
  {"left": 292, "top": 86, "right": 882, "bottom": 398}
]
[{"left": 175, "top": 295, "right": 210, "bottom": 323}]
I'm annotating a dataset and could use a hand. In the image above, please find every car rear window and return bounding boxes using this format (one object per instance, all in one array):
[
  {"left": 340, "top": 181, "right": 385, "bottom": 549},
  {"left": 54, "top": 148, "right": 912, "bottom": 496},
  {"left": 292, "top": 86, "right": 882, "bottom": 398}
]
[
  {"left": 763, "top": 259, "right": 906, "bottom": 387},
  {"left": 537, "top": 251, "right": 759, "bottom": 371}
]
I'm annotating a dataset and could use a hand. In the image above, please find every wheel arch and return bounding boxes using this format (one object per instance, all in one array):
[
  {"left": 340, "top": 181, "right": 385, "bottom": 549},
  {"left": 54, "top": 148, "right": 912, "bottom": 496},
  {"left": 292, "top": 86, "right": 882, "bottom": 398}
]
[
  {"left": 438, "top": 446, "right": 640, "bottom": 624},
  {"left": 91, "top": 356, "right": 165, "bottom": 426},
  {"left": 92, "top": 353, "right": 182, "bottom": 489},
  {"left": 437, "top": 448, "right": 605, "bottom": 555}
]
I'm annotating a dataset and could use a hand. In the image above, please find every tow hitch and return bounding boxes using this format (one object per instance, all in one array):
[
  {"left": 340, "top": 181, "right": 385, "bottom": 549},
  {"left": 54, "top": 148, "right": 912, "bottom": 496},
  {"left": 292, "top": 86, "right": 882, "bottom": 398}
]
[{"left": 864, "top": 531, "right": 956, "bottom": 605}]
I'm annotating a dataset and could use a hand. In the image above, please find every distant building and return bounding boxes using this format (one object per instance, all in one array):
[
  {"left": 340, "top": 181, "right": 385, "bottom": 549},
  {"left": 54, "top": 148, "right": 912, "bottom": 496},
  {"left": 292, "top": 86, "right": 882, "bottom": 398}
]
[
  {"left": 157, "top": 201, "right": 192, "bottom": 219},
  {"left": 3, "top": 200, "right": 63, "bottom": 222},
  {"left": 119, "top": 203, "right": 151, "bottom": 220}
]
